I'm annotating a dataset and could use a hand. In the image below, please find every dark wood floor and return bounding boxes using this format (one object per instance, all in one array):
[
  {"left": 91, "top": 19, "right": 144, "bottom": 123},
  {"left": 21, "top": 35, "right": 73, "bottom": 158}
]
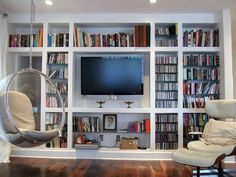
[{"left": 0, "top": 157, "right": 236, "bottom": 177}]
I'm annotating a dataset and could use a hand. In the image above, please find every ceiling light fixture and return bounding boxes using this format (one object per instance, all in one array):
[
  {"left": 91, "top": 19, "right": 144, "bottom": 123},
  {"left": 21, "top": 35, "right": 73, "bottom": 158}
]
[
  {"left": 149, "top": 0, "right": 157, "bottom": 3},
  {"left": 45, "top": 0, "right": 53, "bottom": 6}
]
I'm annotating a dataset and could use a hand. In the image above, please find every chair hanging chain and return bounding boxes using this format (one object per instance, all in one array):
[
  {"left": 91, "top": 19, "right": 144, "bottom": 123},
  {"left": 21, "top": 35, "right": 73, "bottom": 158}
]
[{"left": 29, "top": 0, "right": 35, "bottom": 69}]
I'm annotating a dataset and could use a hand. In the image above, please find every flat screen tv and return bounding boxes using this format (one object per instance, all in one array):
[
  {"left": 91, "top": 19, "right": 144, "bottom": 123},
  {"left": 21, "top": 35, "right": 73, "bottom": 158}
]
[{"left": 81, "top": 55, "right": 144, "bottom": 95}]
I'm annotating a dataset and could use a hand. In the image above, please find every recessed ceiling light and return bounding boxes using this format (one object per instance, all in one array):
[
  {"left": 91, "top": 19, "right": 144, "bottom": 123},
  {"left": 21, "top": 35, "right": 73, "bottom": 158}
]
[
  {"left": 45, "top": 0, "right": 53, "bottom": 6},
  {"left": 149, "top": 0, "right": 157, "bottom": 3}
]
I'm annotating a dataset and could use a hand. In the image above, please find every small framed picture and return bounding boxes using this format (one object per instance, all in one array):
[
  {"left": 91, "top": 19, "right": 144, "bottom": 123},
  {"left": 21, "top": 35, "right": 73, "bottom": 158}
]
[{"left": 103, "top": 114, "right": 117, "bottom": 131}]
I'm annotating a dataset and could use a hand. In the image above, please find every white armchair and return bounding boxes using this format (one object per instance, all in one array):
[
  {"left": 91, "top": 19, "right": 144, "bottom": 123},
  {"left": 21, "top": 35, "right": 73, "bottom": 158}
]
[{"left": 172, "top": 100, "right": 236, "bottom": 177}]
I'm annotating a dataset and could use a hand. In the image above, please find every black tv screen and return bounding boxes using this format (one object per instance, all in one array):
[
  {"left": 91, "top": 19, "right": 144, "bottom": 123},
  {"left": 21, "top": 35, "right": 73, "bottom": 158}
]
[{"left": 81, "top": 56, "right": 144, "bottom": 95}]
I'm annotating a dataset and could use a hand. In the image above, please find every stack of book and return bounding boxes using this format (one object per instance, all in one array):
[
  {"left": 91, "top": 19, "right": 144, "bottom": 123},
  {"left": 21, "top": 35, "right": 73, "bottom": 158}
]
[
  {"left": 127, "top": 119, "right": 150, "bottom": 133},
  {"left": 9, "top": 27, "right": 43, "bottom": 47},
  {"left": 183, "top": 28, "right": 219, "bottom": 47},
  {"left": 74, "top": 27, "right": 135, "bottom": 47},
  {"left": 48, "top": 33, "right": 69, "bottom": 47},
  {"left": 73, "top": 116, "right": 100, "bottom": 132}
]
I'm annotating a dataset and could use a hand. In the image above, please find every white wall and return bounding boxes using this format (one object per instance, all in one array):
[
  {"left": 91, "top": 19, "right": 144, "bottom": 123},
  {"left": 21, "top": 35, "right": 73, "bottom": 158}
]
[{"left": 232, "top": 11, "right": 236, "bottom": 98}]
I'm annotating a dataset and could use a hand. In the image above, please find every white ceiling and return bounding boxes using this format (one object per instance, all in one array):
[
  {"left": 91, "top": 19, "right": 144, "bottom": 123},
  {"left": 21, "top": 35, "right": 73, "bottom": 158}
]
[{"left": 0, "top": 0, "right": 235, "bottom": 14}]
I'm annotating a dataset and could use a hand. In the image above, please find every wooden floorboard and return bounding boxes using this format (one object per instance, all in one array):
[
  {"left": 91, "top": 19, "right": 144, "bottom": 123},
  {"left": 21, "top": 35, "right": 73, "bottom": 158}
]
[{"left": 0, "top": 157, "right": 236, "bottom": 177}]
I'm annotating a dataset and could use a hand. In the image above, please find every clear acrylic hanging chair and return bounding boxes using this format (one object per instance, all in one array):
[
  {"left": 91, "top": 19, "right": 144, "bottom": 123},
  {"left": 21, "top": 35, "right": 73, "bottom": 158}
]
[
  {"left": 0, "top": 68, "right": 66, "bottom": 147},
  {"left": 0, "top": 0, "right": 65, "bottom": 148}
]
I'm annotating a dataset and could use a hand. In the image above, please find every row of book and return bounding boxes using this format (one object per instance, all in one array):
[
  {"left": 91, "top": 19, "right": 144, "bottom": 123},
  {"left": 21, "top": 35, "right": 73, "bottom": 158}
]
[
  {"left": 183, "top": 54, "right": 219, "bottom": 67},
  {"left": 46, "top": 95, "right": 68, "bottom": 107},
  {"left": 155, "top": 25, "right": 177, "bottom": 36},
  {"left": 46, "top": 96, "right": 58, "bottom": 108},
  {"left": 46, "top": 124, "right": 67, "bottom": 148},
  {"left": 47, "top": 68, "right": 68, "bottom": 79},
  {"left": 135, "top": 25, "right": 151, "bottom": 47},
  {"left": 156, "top": 133, "right": 178, "bottom": 141},
  {"left": 45, "top": 112, "right": 62, "bottom": 124},
  {"left": 183, "top": 95, "right": 218, "bottom": 108},
  {"left": 156, "top": 82, "right": 178, "bottom": 91},
  {"left": 183, "top": 82, "right": 220, "bottom": 95},
  {"left": 48, "top": 53, "right": 69, "bottom": 64},
  {"left": 156, "top": 91, "right": 178, "bottom": 100},
  {"left": 156, "top": 65, "right": 177, "bottom": 73},
  {"left": 73, "top": 24, "right": 150, "bottom": 47},
  {"left": 156, "top": 142, "right": 178, "bottom": 150},
  {"left": 46, "top": 82, "right": 68, "bottom": 94},
  {"left": 48, "top": 33, "right": 69, "bottom": 47},
  {"left": 155, "top": 56, "right": 178, "bottom": 64},
  {"left": 127, "top": 119, "right": 150, "bottom": 133},
  {"left": 183, "top": 68, "right": 220, "bottom": 81},
  {"left": 183, "top": 113, "right": 209, "bottom": 145},
  {"left": 46, "top": 136, "right": 67, "bottom": 148},
  {"left": 156, "top": 73, "right": 177, "bottom": 82},
  {"left": 156, "top": 114, "right": 178, "bottom": 123},
  {"left": 9, "top": 29, "right": 43, "bottom": 47},
  {"left": 155, "top": 100, "right": 178, "bottom": 108},
  {"left": 156, "top": 123, "right": 178, "bottom": 132},
  {"left": 183, "top": 113, "right": 209, "bottom": 128},
  {"left": 73, "top": 116, "right": 100, "bottom": 132},
  {"left": 155, "top": 39, "right": 178, "bottom": 47},
  {"left": 183, "top": 29, "right": 219, "bottom": 47},
  {"left": 74, "top": 28, "right": 135, "bottom": 47}
]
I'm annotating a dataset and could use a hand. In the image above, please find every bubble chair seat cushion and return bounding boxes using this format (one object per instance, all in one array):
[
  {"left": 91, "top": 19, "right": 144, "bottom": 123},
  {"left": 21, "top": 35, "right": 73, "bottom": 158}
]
[{"left": 0, "top": 69, "right": 65, "bottom": 147}]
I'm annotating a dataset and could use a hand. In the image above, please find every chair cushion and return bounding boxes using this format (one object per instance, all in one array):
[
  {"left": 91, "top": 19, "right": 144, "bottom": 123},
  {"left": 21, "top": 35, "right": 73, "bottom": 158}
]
[
  {"left": 202, "top": 119, "right": 236, "bottom": 145},
  {"left": 8, "top": 91, "right": 35, "bottom": 130},
  {"left": 172, "top": 148, "right": 225, "bottom": 167},
  {"left": 187, "top": 140, "right": 235, "bottom": 156}
]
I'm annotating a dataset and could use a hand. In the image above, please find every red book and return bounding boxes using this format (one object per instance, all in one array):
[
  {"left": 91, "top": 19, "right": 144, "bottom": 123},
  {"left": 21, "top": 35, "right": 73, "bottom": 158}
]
[{"left": 144, "top": 119, "right": 150, "bottom": 133}]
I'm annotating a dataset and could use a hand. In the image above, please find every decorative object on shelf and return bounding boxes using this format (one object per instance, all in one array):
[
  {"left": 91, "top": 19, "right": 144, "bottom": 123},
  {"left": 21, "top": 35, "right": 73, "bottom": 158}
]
[
  {"left": 124, "top": 101, "right": 134, "bottom": 108},
  {"left": 120, "top": 137, "right": 139, "bottom": 149},
  {"left": 96, "top": 100, "right": 105, "bottom": 108},
  {"left": 103, "top": 114, "right": 117, "bottom": 131}
]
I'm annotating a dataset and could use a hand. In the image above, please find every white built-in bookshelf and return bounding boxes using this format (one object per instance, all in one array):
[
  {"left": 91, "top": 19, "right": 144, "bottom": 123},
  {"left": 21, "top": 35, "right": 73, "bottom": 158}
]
[{"left": 6, "top": 10, "right": 233, "bottom": 160}]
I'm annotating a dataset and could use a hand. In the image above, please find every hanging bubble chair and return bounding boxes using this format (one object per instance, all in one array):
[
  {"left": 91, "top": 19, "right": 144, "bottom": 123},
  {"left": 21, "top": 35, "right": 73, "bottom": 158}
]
[
  {"left": 0, "top": 0, "right": 65, "bottom": 148},
  {"left": 0, "top": 68, "right": 65, "bottom": 147}
]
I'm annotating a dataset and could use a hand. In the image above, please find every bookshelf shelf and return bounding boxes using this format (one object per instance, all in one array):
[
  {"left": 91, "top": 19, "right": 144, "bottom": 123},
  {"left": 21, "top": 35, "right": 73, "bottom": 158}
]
[
  {"left": 154, "top": 47, "right": 179, "bottom": 52},
  {"left": 45, "top": 108, "right": 69, "bottom": 112},
  {"left": 71, "top": 108, "right": 151, "bottom": 114},
  {"left": 182, "top": 47, "right": 220, "bottom": 52},
  {"left": 6, "top": 11, "right": 233, "bottom": 160},
  {"left": 72, "top": 47, "right": 151, "bottom": 52},
  {"left": 47, "top": 47, "right": 70, "bottom": 52},
  {"left": 7, "top": 47, "right": 44, "bottom": 53}
]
